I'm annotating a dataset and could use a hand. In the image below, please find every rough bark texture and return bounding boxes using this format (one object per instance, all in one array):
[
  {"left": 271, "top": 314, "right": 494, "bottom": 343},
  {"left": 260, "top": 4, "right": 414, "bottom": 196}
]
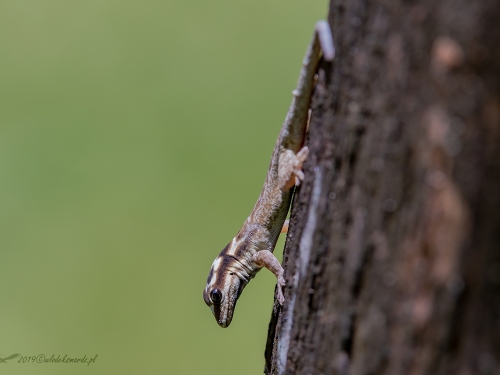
[{"left": 264, "top": 0, "right": 500, "bottom": 374}]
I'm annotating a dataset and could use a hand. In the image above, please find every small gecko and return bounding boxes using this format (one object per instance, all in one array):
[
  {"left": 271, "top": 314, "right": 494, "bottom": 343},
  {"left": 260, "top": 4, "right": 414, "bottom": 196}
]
[{"left": 203, "top": 21, "right": 335, "bottom": 328}]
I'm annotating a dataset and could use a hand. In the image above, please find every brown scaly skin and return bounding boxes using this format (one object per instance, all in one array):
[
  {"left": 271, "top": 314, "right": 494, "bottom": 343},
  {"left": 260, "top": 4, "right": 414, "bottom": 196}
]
[{"left": 203, "top": 21, "right": 335, "bottom": 328}]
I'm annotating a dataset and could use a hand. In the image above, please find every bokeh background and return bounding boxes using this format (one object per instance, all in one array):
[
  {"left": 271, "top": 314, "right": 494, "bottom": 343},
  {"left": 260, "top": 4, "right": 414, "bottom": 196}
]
[{"left": 0, "top": 1, "right": 328, "bottom": 374}]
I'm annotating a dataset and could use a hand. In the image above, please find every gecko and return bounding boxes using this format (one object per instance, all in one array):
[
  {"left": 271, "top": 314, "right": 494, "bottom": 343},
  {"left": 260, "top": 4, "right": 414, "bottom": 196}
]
[{"left": 203, "top": 21, "right": 335, "bottom": 328}]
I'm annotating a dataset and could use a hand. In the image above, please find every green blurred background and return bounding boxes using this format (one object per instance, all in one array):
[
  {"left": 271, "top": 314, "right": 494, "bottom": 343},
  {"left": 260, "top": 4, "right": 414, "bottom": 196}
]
[{"left": 0, "top": 1, "right": 328, "bottom": 373}]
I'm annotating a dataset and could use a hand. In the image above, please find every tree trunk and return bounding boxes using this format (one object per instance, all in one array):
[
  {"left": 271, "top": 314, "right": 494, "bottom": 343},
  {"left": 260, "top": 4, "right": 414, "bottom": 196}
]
[{"left": 264, "top": 0, "right": 500, "bottom": 374}]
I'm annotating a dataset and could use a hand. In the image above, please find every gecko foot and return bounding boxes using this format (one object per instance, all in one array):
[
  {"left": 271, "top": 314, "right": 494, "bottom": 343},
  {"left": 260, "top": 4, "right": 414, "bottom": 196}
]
[
  {"left": 277, "top": 275, "right": 285, "bottom": 305},
  {"left": 278, "top": 146, "right": 309, "bottom": 191}
]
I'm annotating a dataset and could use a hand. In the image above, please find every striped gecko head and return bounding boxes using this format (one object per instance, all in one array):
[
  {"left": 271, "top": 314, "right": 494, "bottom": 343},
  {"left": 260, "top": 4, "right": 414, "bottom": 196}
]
[{"left": 203, "top": 245, "right": 253, "bottom": 328}]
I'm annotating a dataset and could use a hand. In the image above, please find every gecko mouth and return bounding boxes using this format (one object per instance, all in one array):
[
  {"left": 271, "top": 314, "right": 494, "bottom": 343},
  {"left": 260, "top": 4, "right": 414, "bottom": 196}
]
[
  {"left": 218, "top": 319, "right": 229, "bottom": 328},
  {"left": 215, "top": 282, "right": 241, "bottom": 328},
  {"left": 215, "top": 304, "right": 233, "bottom": 328}
]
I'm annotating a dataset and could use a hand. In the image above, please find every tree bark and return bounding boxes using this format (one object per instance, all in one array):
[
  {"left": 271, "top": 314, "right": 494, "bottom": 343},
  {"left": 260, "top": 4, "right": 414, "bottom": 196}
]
[{"left": 264, "top": 0, "right": 500, "bottom": 374}]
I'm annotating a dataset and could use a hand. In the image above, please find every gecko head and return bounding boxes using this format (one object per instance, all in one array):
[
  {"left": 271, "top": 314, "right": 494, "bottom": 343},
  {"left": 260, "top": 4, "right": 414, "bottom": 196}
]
[{"left": 203, "top": 255, "right": 249, "bottom": 328}]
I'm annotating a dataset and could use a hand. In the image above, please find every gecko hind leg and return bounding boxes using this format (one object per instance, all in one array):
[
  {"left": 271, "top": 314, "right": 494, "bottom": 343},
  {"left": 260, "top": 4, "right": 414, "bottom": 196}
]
[
  {"left": 278, "top": 146, "right": 309, "bottom": 191},
  {"left": 281, "top": 219, "right": 289, "bottom": 233}
]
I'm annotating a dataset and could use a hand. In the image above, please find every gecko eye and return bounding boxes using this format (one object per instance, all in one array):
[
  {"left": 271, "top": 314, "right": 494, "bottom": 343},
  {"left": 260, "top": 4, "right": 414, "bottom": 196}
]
[{"left": 210, "top": 289, "right": 223, "bottom": 304}]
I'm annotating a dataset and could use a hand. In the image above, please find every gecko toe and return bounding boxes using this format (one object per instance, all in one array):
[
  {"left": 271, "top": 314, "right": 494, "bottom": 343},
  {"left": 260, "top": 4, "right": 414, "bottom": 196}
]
[
  {"left": 295, "top": 169, "right": 305, "bottom": 181},
  {"left": 296, "top": 146, "right": 309, "bottom": 162},
  {"left": 277, "top": 289, "right": 285, "bottom": 305}
]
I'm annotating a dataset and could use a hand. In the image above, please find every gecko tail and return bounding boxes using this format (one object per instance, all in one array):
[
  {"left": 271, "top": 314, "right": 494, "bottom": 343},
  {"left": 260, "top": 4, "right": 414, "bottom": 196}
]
[{"left": 315, "top": 20, "right": 335, "bottom": 61}]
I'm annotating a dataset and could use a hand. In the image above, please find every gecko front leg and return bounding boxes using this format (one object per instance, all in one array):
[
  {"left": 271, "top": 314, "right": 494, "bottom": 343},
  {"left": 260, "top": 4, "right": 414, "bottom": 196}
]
[{"left": 252, "top": 250, "right": 286, "bottom": 304}]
